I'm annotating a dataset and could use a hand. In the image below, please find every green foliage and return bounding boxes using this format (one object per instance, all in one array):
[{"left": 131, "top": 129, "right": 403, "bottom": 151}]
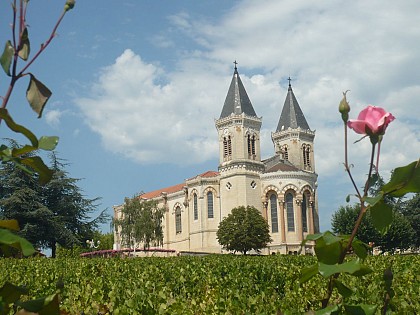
[
  {"left": 0, "top": 152, "right": 109, "bottom": 257},
  {"left": 217, "top": 206, "right": 272, "bottom": 255},
  {"left": 114, "top": 198, "right": 164, "bottom": 250},
  {"left": 332, "top": 204, "right": 416, "bottom": 253},
  {"left": 0, "top": 255, "right": 418, "bottom": 314},
  {"left": 399, "top": 193, "right": 420, "bottom": 248}
]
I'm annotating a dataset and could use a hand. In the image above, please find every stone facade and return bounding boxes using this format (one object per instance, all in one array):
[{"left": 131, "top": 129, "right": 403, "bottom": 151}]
[{"left": 114, "top": 66, "right": 319, "bottom": 255}]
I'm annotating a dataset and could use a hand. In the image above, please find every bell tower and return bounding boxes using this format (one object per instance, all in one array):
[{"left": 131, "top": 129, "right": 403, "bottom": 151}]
[
  {"left": 272, "top": 78, "right": 315, "bottom": 172},
  {"left": 215, "top": 63, "right": 265, "bottom": 214}
]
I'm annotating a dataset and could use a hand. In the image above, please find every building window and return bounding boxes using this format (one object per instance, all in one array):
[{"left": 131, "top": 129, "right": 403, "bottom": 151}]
[
  {"left": 250, "top": 180, "right": 257, "bottom": 189},
  {"left": 175, "top": 206, "right": 182, "bottom": 234},
  {"left": 207, "top": 191, "right": 214, "bottom": 218},
  {"left": 302, "top": 144, "right": 311, "bottom": 169},
  {"left": 286, "top": 193, "right": 295, "bottom": 231},
  {"left": 223, "top": 136, "right": 232, "bottom": 160},
  {"left": 282, "top": 145, "right": 288, "bottom": 160},
  {"left": 270, "top": 194, "right": 278, "bottom": 233},
  {"left": 302, "top": 194, "right": 308, "bottom": 232},
  {"left": 193, "top": 193, "right": 198, "bottom": 221},
  {"left": 247, "top": 134, "right": 256, "bottom": 158}
]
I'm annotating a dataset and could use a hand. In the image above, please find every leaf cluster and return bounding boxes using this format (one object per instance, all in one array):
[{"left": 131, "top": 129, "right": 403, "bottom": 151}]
[
  {"left": 217, "top": 206, "right": 272, "bottom": 255},
  {"left": 114, "top": 197, "right": 165, "bottom": 250}
]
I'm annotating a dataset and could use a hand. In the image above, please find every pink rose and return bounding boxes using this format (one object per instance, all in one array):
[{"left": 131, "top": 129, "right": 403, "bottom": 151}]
[{"left": 347, "top": 105, "right": 395, "bottom": 136}]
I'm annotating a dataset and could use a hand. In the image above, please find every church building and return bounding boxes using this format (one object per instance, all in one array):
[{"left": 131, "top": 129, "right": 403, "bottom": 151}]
[{"left": 114, "top": 64, "right": 319, "bottom": 255}]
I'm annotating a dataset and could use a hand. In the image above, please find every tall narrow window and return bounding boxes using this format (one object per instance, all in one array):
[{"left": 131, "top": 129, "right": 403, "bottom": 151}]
[
  {"left": 282, "top": 145, "right": 289, "bottom": 160},
  {"left": 286, "top": 193, "right": 295, "bottom": 231},
  {"left": 207, "top": 191, "right": 214, "bottom": 218},
  {"left": 227, "top": 136, "right": 232, "bottom": 156},
  {"left": 270, "top": 194, "right": 278, "bottom": 233},
  {"left": 302, "top": 194, "right": 308, "bottom": 232},
  {"left": 248, "top": 134, "right": 256, "bottom": 158},
  {"left": 223, "top": 137, "right": 228, "bottom": 158},
  {"left": 193, "top": 193, "right": 198, "bottom": 221},
  {"left": 175, "top": 206, "right": 182, "bottom": 234},
  {"left": 302, "top": 145, "right": 311, "bottom": 169}
]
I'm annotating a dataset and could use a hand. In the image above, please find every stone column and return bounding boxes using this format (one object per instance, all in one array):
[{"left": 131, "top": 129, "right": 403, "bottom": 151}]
[
  {"left": 279, "top": 199, "right": 286, "bottom": 243},
  {"left": 308, "top": 199, "right": 314, "bottom": 235},
  {"left": 295, "top": 198, "right": 303, "bottom": 241}
]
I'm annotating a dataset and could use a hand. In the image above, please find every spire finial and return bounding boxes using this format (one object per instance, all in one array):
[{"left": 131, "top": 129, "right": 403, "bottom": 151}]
[
  {"left": 288, "top": 76, "right": 292, "bottom": 88},
  {"left": 233, "top": 60, "right": 238, "bottom": 71}
]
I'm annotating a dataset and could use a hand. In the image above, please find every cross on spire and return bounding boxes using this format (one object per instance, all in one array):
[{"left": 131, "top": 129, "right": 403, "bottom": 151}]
[
  {"left": 233, "top": 60, "right": 238, "bottom": 70},
  {"left": 288, "top": 76, "right": 292, "bottom": 87}
]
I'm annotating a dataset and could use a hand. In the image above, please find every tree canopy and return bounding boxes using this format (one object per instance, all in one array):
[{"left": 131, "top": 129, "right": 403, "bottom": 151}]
[
  {"left": 0, "top": 151, "right": 108, "bottom": 257},
  {"left": 217, "top": 206, "right": 272, "bottom": 255},
  {"left": 114, "top": 197, "right": 165, "bottom": 250},
  {"left": 331, "top": 204, "right": 416, "bottom": 253}
]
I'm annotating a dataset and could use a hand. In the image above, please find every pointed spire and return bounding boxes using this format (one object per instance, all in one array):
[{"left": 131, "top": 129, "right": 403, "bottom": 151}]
[
  {"left": 276, "top": 78, "right": 310, "bottom": 131},
  {"left": 219, "top": 62, "right": 257, "bottom": 119}
]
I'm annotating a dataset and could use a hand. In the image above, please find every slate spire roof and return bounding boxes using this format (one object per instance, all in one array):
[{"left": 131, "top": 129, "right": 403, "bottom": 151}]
[
  {"left": 276, "top": 79, "right": 310, "bottom": 132},
  {"left": 219, "top": 62, "right": 257, "bottom": 119}
]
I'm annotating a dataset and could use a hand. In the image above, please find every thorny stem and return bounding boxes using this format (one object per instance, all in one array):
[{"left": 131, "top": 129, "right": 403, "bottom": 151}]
[
  {"left": 1, "top": 3, "right": 68, "bottom": 113},
  {"left": 322, "top": 123, "right": 377, "bottom": 308}
]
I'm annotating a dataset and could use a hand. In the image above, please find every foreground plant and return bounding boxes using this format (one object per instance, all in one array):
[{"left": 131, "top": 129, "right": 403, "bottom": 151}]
[
  {"left": 0, "top": 1, "right": 75, "bottom": 314},
  {"left": 297, "top": 92, "right": 420, "bottom": 314}
]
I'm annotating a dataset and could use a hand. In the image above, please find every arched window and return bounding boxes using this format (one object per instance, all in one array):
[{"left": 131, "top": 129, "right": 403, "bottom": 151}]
[
  {"left": 302, "top": 194, "right": 308, "bottom": 232},
  {"left": 193, "top": 193, "right": 198, "bottom": 221},
  {"left": 282, "top": 145, "right": 288, "bottom": 160},
  {"left": 286, "top": 193, "right": 295, "bottom": 231},
  {"left": 175, "top": 206, "right": 182, "bottom": 234},
  {"left": 270, "top": 194, "right": 278, "bottom": 233},
  {"left": 223, "top": 137, "right": 228, "bottom": 157},
  {"left": 302, "top": 144, "right": 311, "bottom": 169},
  {"left": 247, "top": 134, "right": 256, "bottom": 157},
  {"left": 207, "top": 191, "right": 214, "bottom": 218},
  {"left": 223, "top": 136, "right": 233, "bottom": 160}
]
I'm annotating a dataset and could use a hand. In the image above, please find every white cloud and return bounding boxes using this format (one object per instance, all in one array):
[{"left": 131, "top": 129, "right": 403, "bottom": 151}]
[
  {"left": 44, "top": 109, "right": 63, "bottom": 128},
  {"left": 75, "top": 0, "right": 420, "bottom": 230}
]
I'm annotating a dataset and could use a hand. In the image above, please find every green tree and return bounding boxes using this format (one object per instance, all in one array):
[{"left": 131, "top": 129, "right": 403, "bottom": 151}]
[
  {"left": 217, "top": 206, "right": 272, "bottom": 255},
  {"left": 331, "top": 204, "right": 415, "bottom": 253},
  {"left": 0, "top": 151, "right": 108, "bottom": 257},
  {"left": 399, "top": 193, "right": 420, "bottom": 249},
  {"left": 114, "top": 197, "right": 165, "bottom": 250}
]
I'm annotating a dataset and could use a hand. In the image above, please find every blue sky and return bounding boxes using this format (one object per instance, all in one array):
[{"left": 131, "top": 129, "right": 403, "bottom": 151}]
[{"left": 1, "top": 0, "right": 419, "bottom": 234}]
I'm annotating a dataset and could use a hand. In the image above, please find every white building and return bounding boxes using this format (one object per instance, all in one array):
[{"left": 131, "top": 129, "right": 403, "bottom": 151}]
[{"left": 114, "top": 64, "right": 319, "bottom": 255}]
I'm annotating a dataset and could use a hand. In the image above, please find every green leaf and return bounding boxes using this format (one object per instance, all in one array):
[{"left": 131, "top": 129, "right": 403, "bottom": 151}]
[
  {"left": 18, "top": 27, "right": 30, "bottom": 61},
  {"left": 300, "top": 263, "right": 318, "bottom": 283},
  {"left": 0, "top": 219, "right": 19, "bottom": 231},
  {"left": 333, "top": 279, "right": 353, "bottom": 298},
  {"left": 351, "top": 238, "right": 368, "bottom": 260},
  {"left": 314, "top": 305, "right": 340, "bottom": 315},
  {"left": 0, "top": 282, "right": 28, "bottom": 305},
  {"left": 0, "top": 40, "right": 14, "bottom": 76},
  {"left": 26, "top": 73, "right": 52, "bottom": 118},
  {"left": 314, "top": 231, "right": 344, "bottom": 264},
  {"left": 344, "top": 304, "right": 377, "bottom": 315},
  {"left": 16, "top": 292, "right": 60, "bottom": 314},
  {"left": 38, "top": 136, "right": 59, "bottom": 151},
  {"left": 318, "top": 260, "right": 372, "bottom": 278},
  {"left": 12, "top": 144, "right": 37, "bottom": 157},
  {"left": 0, "top": 108, "right": 38, "bottom": 146},
  {"left": 0, "top": 228, "right": 36, "bottom": 256},
  {"left": 21, "top": 156, "right": 54, "bottom": 185},
  {"left": 363, "top": 193, "right": 383, "bottom": 207},
  {"left": 382, "top": 160, "right": 420, "bottom": 197},
  {"left": 369, "top": 199, "right": 393, "bottom": 234}
]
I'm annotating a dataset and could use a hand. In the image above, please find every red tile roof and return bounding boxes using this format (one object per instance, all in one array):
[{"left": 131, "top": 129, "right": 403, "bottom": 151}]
[
  {"left": 139, "top": 171, "right": 219, "bottom": 199},
  {"left": 188, "top": 170, "right": 219, "bottom": 180},
  {"left": 140, "top": 183, "right": 185, "bottom": 199}
]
